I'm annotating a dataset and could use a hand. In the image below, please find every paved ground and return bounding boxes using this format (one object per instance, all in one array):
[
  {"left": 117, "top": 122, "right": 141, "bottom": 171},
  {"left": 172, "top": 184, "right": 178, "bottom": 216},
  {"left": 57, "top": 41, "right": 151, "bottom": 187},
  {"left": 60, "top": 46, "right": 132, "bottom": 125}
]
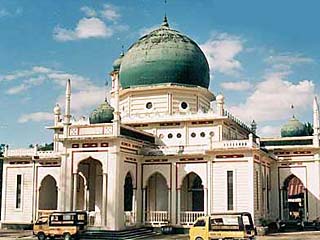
[{"left": 2, "top": 230, "right": 320, "bottom": 239}]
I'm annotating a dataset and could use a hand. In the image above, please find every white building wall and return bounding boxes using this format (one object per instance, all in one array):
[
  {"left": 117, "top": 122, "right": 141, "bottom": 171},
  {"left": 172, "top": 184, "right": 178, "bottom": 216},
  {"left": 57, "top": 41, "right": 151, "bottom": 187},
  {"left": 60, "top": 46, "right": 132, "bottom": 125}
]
[
  {"left": 3, "top": 166, "right": 33, "bottom": 223},
  {"left": 212, "top": 160, "right": 251, "bottom": 213}
]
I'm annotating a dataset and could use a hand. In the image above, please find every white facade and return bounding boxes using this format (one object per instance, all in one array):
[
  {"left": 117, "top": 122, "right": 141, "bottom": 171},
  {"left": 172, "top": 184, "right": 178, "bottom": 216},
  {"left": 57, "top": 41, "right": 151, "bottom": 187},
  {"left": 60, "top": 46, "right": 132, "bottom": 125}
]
[{"left": 2, "top": 22, "right": 320, "bottom": 231}]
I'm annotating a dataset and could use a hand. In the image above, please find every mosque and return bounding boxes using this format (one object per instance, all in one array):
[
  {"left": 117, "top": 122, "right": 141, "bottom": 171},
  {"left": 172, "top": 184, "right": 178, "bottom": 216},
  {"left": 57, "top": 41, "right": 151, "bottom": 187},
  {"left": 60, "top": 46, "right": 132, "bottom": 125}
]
[{"left": 1, "top": 17, "right": 320, "bottom": 231}]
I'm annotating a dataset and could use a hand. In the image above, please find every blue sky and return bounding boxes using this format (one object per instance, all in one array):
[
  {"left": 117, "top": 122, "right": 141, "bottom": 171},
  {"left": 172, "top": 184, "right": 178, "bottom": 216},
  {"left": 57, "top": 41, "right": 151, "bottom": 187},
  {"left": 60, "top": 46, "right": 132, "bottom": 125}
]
[{"left": 0, "top": 0, "right": 320, "bottom": 147}]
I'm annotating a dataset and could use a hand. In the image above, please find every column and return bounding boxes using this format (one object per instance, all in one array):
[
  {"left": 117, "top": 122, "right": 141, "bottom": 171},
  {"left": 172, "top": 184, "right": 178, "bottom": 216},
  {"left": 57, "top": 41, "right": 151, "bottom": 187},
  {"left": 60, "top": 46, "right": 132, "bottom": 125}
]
[
  {"left": 72, "top": 173, "right": 78, "bottom": 211},
  {"left": 167, "top": 189, "right": 171, "bottom": 223},
  {"left": 207, "top": 160, "right": 212, "bottom": 215},
  {"left": 102, "top": 172, "right": 108, "bottom": 227},
  {"left": 142, "top": 188, "right": 146, "bottom": 224},
  {"left": 204, "top": 188, "right": 208, "bottom": 215},
  {"left": 171, "top": 162, "right": 177, "bottom": 224},
  {"left": 106, "top": 148, "right": 124, "bottom": 230},
  {"left": 177, "top": 189, "right": 181, "bottom": 224},
  {"left": 132, "top": 189, "right": 137, "bottom": 223}
]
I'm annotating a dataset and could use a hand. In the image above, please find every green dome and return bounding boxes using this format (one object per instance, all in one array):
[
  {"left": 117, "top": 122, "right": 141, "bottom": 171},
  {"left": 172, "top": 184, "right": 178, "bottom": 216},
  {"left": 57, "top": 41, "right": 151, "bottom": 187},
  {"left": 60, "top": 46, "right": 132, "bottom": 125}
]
[
  {"left": 89, "top": 100, "right": 114, "bottom": 124},
  {"left": 119, "top": 17, "right": 210, "bottom": 89},
  {"left": 281, "top": 117, "right": 308, "bottom": 137},
  {"left": 113, "top": 52, "right": 124, "bottom": 71}
]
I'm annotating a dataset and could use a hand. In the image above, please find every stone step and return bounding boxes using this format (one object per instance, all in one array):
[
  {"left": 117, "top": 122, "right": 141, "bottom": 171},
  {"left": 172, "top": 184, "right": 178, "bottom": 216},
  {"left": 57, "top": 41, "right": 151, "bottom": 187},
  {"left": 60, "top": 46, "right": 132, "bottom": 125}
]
[{"left": 79, "top": 227, "right": 160, "bottom": 240}]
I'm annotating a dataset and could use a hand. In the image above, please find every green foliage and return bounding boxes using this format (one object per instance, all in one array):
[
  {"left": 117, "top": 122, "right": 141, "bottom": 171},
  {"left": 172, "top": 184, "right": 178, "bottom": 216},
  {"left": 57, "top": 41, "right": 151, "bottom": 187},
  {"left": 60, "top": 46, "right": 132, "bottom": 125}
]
[
  {"left": 304, "top": 122, "right": 314, "bottom": 136},
  {"left": 259, "top": 218, "right": 271, "bottom": 227},
  {"left": 0, "top": 144, "right": 5, "bottom": 157},
  {"left": 38, "top": 143, "right": 54, "bottom": 151}
]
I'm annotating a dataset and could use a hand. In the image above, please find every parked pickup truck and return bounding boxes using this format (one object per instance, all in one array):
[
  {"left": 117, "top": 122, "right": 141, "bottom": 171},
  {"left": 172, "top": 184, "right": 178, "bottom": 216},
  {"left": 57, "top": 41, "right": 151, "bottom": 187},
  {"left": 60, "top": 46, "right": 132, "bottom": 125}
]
[{"left": 189, "top": 212, "right": 256, "bottom": 240}]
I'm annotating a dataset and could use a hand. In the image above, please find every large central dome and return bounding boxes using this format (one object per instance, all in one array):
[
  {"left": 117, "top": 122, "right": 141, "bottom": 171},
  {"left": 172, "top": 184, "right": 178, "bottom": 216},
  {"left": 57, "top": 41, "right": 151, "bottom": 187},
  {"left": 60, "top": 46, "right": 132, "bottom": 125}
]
[{"left": 119, "top": 17, "right": 210, "bottom": 89}]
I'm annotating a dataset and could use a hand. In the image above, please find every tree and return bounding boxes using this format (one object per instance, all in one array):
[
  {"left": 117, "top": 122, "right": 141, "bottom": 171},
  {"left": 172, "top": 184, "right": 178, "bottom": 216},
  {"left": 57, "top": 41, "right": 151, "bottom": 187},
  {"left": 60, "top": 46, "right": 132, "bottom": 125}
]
[{"left": 304, "top": 122, "right": 313, "bottom": 136}]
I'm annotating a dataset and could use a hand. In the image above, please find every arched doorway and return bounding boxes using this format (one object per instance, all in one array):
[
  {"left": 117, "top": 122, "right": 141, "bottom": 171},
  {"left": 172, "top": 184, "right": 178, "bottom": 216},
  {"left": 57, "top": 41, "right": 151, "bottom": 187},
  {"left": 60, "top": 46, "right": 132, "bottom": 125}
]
[
  {"left": 124, "top": 172, "right": 134, "bottom": 226},
  {"left": 77, "top": 158, "right": 103, "bottom": 226},
  {"left": 124, "top": 172, "right": 133, "bottom": 211},
  {"left": 282, "top": 175, "right": 305, "bottom": 220},
  {"left": 180, "top": 172, "right": 204, "bottom": 225},
  {"left": 145, "top": 172, "right": 169, "bottom": 225},
  {"left": 39, "top": 175, "right": 58, "bottom": 210}
]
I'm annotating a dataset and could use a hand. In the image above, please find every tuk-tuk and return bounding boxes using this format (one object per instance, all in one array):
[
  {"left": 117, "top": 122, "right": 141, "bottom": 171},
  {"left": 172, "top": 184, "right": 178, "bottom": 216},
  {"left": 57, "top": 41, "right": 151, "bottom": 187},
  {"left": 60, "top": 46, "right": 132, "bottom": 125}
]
[
  {"left": 33, "top": 211, "right": 87, "bottom": 240},
  {"left": 189, "top": 212, "right": 256, "bottom": 240}
]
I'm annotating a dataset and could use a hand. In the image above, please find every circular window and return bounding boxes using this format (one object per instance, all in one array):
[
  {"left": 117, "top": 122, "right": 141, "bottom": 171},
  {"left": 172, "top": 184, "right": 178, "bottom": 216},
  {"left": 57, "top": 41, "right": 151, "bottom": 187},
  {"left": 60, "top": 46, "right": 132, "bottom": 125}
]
[
  {"left": 181, "top": 101, "right": 188, "bottom": 110},
  {"left": 209, "top": 131, "right": 215, "bottom": 137},
  {"left": 146, "top": 102, "right": 153, "bottom": 109},
  {"left": 168, "top": 133, "right": 173, "bottom": 139},
  {"left": 200, "top": 132, "right": 206, "bottom": 137},
  {"left": 177, "top": 133, "right": 182, "bottom": 138},
  {"left": 191, "top": 132, "right": 196, "bottom": 138}
]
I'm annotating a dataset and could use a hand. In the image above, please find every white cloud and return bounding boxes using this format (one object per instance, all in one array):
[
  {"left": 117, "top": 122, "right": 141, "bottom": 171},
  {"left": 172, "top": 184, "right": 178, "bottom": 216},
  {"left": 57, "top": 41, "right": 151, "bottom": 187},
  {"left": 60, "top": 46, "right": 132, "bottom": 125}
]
[
  {"left": 0, "top": 7, "right": 22, "bottom": 18},
  {"left": 200, "top": 33, "right": 243, "bottom": 76},
  {"left": 7, "top": 84, "right": 28, "bottom": 95},
  {"left": 3, "top": 66, "right": 108, "bottom": 122},
  {"left": 80, "top": 6, "right": 97, "bottom": 17},
  {"left": 139, "top": 25, "right": 158, "bottom": 36},
  {"left": 0, "top": 8, "right": 9, "bottom": 18},
  {"left": 220, "top": 81, "right": 252, "bottom": 91},
  {"left": 53, "top": 17, "right": 112, "bottom": 42},
  {"left": 100, "top": 4, "right": 120, "bottom": 22},
  {"left": 57, "top": 87, "right": 106, "bottom": 113},
  {"left": 229, "top": 71, "right": 315, "bottom": 122},
  {"left": 265, "top": 54, "right": 313, "bottom": 66},
  {"left": 258, "top": 125, "right": 281, "bottom": 138},
  {"left": 18, "top": 112, "right": 52, "bottom": 123}
]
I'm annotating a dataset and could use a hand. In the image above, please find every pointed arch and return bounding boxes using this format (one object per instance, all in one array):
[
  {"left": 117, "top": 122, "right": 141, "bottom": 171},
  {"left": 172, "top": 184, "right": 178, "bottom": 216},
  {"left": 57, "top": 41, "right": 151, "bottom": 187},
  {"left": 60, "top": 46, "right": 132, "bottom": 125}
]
[
  {"left": 124, "top": 172, "right": 133, "bottom": 211},
  {"left": 39, "top": 175, "right": 58, "bottom": 210},
  {"left": 180, "top": 172, "right": 204, "bottom": 211}
]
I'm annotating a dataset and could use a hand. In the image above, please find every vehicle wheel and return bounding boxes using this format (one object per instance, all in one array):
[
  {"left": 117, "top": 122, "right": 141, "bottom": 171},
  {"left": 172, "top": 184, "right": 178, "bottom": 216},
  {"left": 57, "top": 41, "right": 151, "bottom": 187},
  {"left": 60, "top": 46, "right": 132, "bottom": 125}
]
[
  {"left": 37, "top": 232, "right": 46, "bottom": 240},
  {"left": 63, "top": 232, "right": 72, "bottom": 240},
  {"left": 195, "top": 237, "right": 203, "bottom": 240}
]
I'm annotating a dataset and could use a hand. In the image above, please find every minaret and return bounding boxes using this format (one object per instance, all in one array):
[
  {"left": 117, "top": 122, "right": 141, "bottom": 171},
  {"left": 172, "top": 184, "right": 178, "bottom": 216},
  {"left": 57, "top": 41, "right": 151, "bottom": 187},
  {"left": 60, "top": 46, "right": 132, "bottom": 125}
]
[
  {"left": 251, "top": 120, "right": 257, "bottom": 134},
  {"left": 53, "top": 103, "right": 61, "bottom": 126},
  {"left": 216, "top": 94, "right": 225, "bottom": 116},
  {"left": 110, "top": 53, "right": 122, "bottom": 136},
  {"left": 63, "top": 79, "right": 71, "bottom": 137},
  {"left": 313, "top": 96, "right": 320, "bottom": 137}
]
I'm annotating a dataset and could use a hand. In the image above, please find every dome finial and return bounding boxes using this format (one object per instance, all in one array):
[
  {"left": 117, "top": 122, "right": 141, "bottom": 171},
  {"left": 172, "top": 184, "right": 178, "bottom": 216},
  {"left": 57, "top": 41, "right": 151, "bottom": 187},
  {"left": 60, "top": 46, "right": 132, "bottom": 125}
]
[
  {"left": 161, "top": 0, "right": 169, "bottom": 27},
  {"left": 161, "top": 14, "right": 169, "bottom": 27},
  {"left": 291, "top": 104, "right": 295, "bottom": 118}
]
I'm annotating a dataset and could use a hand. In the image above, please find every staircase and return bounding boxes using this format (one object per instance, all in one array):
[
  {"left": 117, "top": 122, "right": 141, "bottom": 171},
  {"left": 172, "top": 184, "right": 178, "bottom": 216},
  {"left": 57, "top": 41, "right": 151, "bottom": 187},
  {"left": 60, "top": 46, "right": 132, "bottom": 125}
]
[{"left": 79, "top": 227, "right": 161, "bottom": 240}]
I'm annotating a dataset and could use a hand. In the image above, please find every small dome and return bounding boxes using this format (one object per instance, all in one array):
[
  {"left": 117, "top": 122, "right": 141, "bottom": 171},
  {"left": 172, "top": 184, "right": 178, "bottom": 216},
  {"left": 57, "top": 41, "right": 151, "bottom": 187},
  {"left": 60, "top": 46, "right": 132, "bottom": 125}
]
[
  {"left": 89, "top": 100, "right": 114, "bottom": 124},
  {"left": 281, "top": 116, "right": 307, "bottom": 137},
  {"left": 216, "top": 94, "right": 224, "bottom": 103},
  {"left": 53, "top": 104, "right": 61, "bottom": 115},
  {"left": 113, "top": 52, "right": 124, "bottom": 71},
  {"left": 119, "top": 17, "right": 210, "bottom": 89}
]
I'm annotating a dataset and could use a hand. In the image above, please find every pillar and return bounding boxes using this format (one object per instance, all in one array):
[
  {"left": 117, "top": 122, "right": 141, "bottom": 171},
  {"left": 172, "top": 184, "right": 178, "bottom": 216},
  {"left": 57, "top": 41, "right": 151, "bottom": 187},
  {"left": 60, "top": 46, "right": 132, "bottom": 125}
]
[
  {"left": 142, "top": 188, "right": 146, "bottom": 224},
  {"left": 207, "top": 160, "right": 212, "bottom": 215},
  {"left": 102, "top": 172, "right": 107, "bottom": 226},
  {"left": 171, "top": 162, "right": 177, "bottom": 224},
  {"left": 106, "top": 147, "right": 124, "bottom": 230},
  {"left": 204, "top": 188, "right": 208, "bottom": 214},
  {"left": 177, "top": 189, "right": 181, "bottom": 224},
  {"left": 72, "top": 173, "right": 78, "bottom": 211},
  {"left": 132, "top": 189, "right": 137, "bottom": 223},
  {"left": 168, "top": 189, "right": 171, "bottom": 222}
]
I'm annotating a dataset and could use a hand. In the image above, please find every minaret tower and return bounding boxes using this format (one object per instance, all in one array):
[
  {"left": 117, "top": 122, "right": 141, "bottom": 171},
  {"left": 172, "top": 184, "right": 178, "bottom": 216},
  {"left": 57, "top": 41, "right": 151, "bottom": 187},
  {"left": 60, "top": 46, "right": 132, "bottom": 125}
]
[
  {"left": 313, "top": 96, "right": 320, "bottom": 147},
  {"left": 63, "top": 79, "right": 71, "bottom": 137},
  {"left": 110, "top": 52, "right": 123, "bottom": 136}
]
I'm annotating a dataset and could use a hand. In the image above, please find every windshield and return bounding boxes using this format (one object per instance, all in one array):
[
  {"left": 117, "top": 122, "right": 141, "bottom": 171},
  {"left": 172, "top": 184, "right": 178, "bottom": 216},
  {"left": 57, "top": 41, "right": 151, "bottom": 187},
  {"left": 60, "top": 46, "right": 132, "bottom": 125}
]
[{"left": 36, "top": 217, "right": 48, "bottom": 225}]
